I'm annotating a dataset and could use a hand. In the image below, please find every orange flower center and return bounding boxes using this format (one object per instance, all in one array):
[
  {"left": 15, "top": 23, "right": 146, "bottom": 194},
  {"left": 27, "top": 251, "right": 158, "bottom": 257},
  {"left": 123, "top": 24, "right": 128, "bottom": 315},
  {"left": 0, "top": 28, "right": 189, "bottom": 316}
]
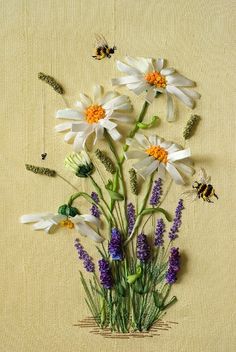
[
  {"left": 145, "top": 145, "right": 168, "bottom": 164},
  {"left": 144, "top": 71, "right": 166, "bottom": 88},
  {"left": 85, "top": 104, "right": 105, "bottom": 124},
  {"left": 59, "top": 219, "right": 74, "bottom": 229}
]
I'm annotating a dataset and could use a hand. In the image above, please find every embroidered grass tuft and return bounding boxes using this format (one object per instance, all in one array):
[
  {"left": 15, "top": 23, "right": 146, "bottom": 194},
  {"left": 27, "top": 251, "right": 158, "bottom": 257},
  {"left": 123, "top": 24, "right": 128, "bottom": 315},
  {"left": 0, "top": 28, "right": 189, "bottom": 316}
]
[
  {"left": 25, "top": 164, "right": 57, "bottom": 177},
  {"left": 38, "top": 72, "right": 65, "bottom": 95},
  {"left": 95, "top": 149, "right": 116, "bottom": 174},
  {"left": 183, "top": 114, "right": 200, "bottom": 140}
]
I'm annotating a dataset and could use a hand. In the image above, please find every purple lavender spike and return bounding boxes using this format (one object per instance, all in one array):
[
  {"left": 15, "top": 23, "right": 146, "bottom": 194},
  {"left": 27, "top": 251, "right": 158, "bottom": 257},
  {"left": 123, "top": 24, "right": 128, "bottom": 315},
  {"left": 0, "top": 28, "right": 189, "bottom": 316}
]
[
  {"left": 74, "top": 238, "right": 95, "bottom": 273},
  {"left": 168, "top": 199, "right": 184, "bottom": 241},
  {"left": 166, "top": 247, "right": 181, "bottom": 284}
]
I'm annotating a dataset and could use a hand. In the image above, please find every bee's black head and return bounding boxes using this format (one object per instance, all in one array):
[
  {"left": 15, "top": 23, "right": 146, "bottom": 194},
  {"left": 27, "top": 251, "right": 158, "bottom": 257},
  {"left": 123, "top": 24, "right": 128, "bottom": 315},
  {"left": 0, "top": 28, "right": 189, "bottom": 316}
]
[{"left": 109, "top": 48, "right": 115, "bottom": 54}]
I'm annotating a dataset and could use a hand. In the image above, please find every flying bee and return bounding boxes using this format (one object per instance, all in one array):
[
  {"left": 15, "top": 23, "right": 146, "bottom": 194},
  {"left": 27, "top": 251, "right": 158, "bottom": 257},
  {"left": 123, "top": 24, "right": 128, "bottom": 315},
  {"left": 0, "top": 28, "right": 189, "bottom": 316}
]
[
  {"left": 183, "top": 168, "right": 218, "bottom": 203},
  {"left": 92, "top": 34, "right": 117, "bottom": 60}
]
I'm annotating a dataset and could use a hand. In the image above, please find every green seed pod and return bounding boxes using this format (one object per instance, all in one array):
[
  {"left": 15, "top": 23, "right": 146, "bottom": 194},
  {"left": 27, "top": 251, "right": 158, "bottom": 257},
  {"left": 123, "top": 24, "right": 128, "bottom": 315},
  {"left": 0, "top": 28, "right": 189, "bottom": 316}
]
[
  {"left": 58, "top": 204, "right": 79, "bottom": 217},
  {"left": 129, "top": 168, "right": 138, "bottom": 195},
  {"left": 38, "top": 72, "right": 65, "bottom": 95},
  {"left": 95, "top": 149, "right": 116, "bottom": 174},
  {"left": 25, "top": 164, "right": 56, "bottom": 177},
  {"left": 183, "top": 114, "right": 201, "bottom": 140}
]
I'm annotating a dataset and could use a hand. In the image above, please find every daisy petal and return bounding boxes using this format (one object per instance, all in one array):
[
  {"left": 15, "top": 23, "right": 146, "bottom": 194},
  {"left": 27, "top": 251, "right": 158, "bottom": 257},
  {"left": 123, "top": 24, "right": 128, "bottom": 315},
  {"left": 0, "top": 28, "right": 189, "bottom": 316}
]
[
  {"left": 127, "top": 81, "right": 149, "bottom": 95},
  {"left": 168, "top": 148, "right": 191, "bottom": 162},
  {"left": 125, "top": 56, "right": 150, "bottom": 74},
  {"left": 75, "top": 223, "right": 103, "bottom": 242},
  {"left": 175, "top": 162, "right": 194, "bottom": 175},
  {"left": 20, "top": 213, "right": 53, "bottom": 223},
  {"left": 154, "top": 58, "right": 164, "bottom": 72},
  {"left": 125, "top": 150, "right": 147, "bottom": 159},
  {"left": 167, "top": 73, "right": 195, "bottom": 87},
  {"left": 139, "top": 160, "right": 159, "bottom": 179},
  {"left": 166, "top": 163, "right": 185, "bottom": 185},
  {"left": 94, "top": 125, "right": 104, "bottom": 144},
  {"left": 79, "top": 94, "right": 92, "bottom": 107},
  {"left": 71, "top": 123, "right": 91, "bottom": 132},
  {"left": 93, "top": 84, "right": 103, "bottom": 102},
  {"left": 135, "top": 133, "right": 150, "bottom": 148},
  {"left": 55, "top": 123, "right": 72, "bottom": 132},
  {"left": 161, "top": 67, "right": 175, "bottom": 75},
  {"left": 116, "top": 60, "right": 141, "bottom": 75},
  {"left": 166, "top": 93, "right": 174, "bottom": 122},
  {"left": 56, "top": 109, "right": 83, "bottom": 120},
  {"left": 80, "top": 214, "right": 100, "bottom": 226},
  {"left": 133, "top": 156, "right": 154, "bottom": 170},
  {"left": 108, "top": 128, "right": 122, "bottom": 141},
  {"left": 99, "top": 91, "right": 118, "bottom": 105},
  {"left": 100, "top": 119, "right": 117, "bottom": 130},
  {"left": 102, "top": 95, "right": 130, "bottom": 110},
  {"left": 110, "top": 113, "right": 132, "bottom": 123},
  {"left": 64, "top": 131, "right": 77, "bottom": 143},
  {"left": 166, "top": 86, "right": 194, "bottom": 108},
  {"left": 112, "top": 75, "right": 142, "bottom": 86},
  {"left": 180, "top": 88, "right": 201, "bottom": 100},
  {"left": 145, "top": 87, "right": 156, "bottom": 104}
]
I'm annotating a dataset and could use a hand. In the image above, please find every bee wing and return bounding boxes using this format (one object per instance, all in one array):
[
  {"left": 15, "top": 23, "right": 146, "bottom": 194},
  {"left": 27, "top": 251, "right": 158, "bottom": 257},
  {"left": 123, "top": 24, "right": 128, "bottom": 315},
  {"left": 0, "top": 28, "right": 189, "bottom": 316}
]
[
  {"left": 182, "top": 190, "right": 198, "bottom": 202},
  {"left": 94, "top": 33, "right": 108, "bottom": 48},
  {"left": 198, "top": 168, "right": 208, "bottom": 184}
]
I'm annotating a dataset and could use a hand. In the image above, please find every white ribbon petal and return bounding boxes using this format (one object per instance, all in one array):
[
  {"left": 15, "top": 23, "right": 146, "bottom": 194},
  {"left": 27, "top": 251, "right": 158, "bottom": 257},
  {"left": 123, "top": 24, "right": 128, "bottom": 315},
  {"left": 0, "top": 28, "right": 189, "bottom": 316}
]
[
  {"left": 175, "top": 162, "right": 194, "bottom": 176},
  {"left": 56, "top": 109, "right": 83, "bottom": 120},
  {"left": 75, "top": 223, "right": 103, "bottom": 242},
  {"left": 166, "top": 86, "right": 194, "bottom": 108},
  {"left": 100, "top": 119, "right": 117, "bottom": 130},
  {"left": 109, "top": 113, "right": 132, "bottom": 123},
  {"left": 145, "top": 87, "right": 156, "bottom": 104},
  {"left": 93, "top": 84, "right": 103, "bottom": 103},
  {"left": 125, "top": 150, "right": 147, "bottom": 159},
  {"left": 180, "top": 88, "right": 201, "bottom": 100},
  {"left": 161, "top": 67, "right": 175, "bottom": 75},
  {"left": 127, "top": 81, "right": 148, "bottom": 95},
  {"left": 148, "top": 135, "right": 158, "bottom": 145},
  {"left": 154, "top": 58, "right": 164, "bottom": 72},
  {"left": 135, "top": 133, "right": 150, "bottom": 148},
  {"left": 108, "top": 128, "right": 122, "bottom": 141},
  {"left": 125, "top": 56, "right": 149, "bottom": 74},
  {"left": 112, "top": 75, "right": 142, "bottom": 86},
  {"left": 64, "top": 131, "right": 77, "bottom": 143},
  {"left": 71, "top": 123, "right": 90, "bottom": 132},
  {"left": 133, "top": 156, "right": 154, "bottom": 170},
  {"left": 99, "top": 91, "right": 118, "bottom": 105},
  {"left": 102, "top": 95, "right": 130, "bottom": 110},
  {"left": 75, "top": 101, "right": 86, "bottom": 113},
  {"left": 116, "top": 60, "right": 141, "bottom": 75},
  {"left": 79, "top": 94, "right": 92, "bottom": 107},
  {"left": 166, "top": 163, "right": 185, "bottom": 185},
  {"left": 139, "top": 160, "right": 159, "bottom": 179},
  {"left": 168, "top": 148, "right": 191, "bottom": 162},
  {"left": 20, "top": 213, "right": 53, "bottom": 223},
  {"left": 55, "top": 123, "right": 72, "bottom": 132},
  {"left": 167, "top": 93, "right": 175, "bottom": 122},
  {"left": 79, "top": 214, "right": 100, "bottom": 226},
  {"left": 166, "top": 73, "right": 195, "bottom": 87},
  {"left": 94, "top": 125, "right": 104, "bottom": 144}
]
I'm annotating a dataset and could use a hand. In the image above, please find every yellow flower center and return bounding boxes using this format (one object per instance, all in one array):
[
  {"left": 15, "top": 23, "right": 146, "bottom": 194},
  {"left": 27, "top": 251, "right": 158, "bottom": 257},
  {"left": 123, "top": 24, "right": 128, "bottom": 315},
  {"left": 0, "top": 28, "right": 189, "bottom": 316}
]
[
  {"left": 144, "top": 71, "right": 166, "bottom": 88},
  {"left": 145, "top": 145, "right": 168, "bottom": 164},
  {"left": 85, "top": 104, "right": 105, "bottom": 124},
  {"left": 59, "top": 219, "right": 74, "bottom": 229}
]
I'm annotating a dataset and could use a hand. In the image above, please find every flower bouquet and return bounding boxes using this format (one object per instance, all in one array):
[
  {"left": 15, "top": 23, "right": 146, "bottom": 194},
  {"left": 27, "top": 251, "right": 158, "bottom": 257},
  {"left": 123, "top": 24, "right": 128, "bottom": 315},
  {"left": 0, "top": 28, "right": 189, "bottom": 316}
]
[{"left": 21, "top": 56, "right": 217, "bottom": 333}]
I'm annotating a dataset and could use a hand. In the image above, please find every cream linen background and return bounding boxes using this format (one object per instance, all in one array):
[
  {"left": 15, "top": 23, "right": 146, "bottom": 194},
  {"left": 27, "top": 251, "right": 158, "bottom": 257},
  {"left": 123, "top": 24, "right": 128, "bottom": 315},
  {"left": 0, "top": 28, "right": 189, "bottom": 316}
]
[{"left": 1, "top": 0, "right": 236, "bottom": 351}]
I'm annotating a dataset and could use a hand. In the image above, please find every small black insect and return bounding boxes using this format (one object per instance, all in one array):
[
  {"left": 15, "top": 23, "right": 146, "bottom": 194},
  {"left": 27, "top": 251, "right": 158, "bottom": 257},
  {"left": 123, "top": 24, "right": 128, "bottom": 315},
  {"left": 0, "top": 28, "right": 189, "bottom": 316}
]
[
  {"left": 92, "top": 34, "right": 117, "bottom": 60},
  {"left": 41, "top": 153, "right": 47, "bottom": 160}
]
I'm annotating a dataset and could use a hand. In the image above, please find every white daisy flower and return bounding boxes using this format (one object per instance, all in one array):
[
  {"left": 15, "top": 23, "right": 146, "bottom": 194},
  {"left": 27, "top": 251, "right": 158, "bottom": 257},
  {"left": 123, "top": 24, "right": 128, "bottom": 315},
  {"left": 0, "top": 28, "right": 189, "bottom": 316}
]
[
  {"left": 20, "top": 212, "right": 103, "bottom": 242},
  {"left": 125, "top": 133, "right": 194, "bottom": 185},
  {"left": 112, "top": 57, "right": 200, "bottom": 121},
  {"left": 55, "top": 85, "right": 132, "bottom": 151}
]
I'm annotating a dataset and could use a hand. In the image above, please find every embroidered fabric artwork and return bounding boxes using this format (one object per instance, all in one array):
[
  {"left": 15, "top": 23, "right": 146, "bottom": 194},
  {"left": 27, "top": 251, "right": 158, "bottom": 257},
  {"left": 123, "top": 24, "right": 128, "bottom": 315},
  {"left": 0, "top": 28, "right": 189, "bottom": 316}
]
[{"left": 21, "top": 55, "right": 218, "bottom": 334}]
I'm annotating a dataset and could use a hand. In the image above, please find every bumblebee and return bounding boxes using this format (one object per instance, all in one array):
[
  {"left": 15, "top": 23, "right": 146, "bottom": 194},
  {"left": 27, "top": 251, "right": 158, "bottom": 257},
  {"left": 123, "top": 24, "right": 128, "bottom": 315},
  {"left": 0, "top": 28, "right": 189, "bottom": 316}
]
[
  {"left": 92, "top": 34, "right": 117, "bottom": 60},
  {"left": 183, "top": 168, "right": 218, "bottom": 203}
]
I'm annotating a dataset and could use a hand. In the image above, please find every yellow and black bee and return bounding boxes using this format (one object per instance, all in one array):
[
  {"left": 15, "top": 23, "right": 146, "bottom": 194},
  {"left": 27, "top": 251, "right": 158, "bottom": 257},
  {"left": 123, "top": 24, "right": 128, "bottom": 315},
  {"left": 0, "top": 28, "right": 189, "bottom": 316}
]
[
  {"left": 183, "top": 168, "right": 218, "bottom": 203},
  {"left": 92, "top": 34, "right": 117, "bottom": 60}
]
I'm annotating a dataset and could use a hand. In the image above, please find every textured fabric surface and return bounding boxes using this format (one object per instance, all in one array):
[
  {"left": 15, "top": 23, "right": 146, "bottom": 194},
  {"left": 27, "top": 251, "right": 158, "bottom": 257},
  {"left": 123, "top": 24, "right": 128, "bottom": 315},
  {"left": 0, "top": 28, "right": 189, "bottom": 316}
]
[{"left": 1, "top": 0, "right": 235, "bottom": 351}]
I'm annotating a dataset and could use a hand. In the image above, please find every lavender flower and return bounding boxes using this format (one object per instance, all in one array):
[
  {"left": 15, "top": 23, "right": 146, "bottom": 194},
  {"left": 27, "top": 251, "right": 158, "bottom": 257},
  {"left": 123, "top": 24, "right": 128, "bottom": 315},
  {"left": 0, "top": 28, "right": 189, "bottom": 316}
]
[
  {"left": 90, "top": 192, "right": 101, "bottom": 218},
  {"left": 91, "top": 192, "right": 99, "bottom": 203},
  {"left": 166, "top": 247, "right": 181, "bottom": 284},
  {"left": 137, "top": 233, "right": 151, "bottom": 263},
  {"left": 154, "top": 218, "right": 165, "bottom": 247},
  {"left": 149, "top": 178, "right": 162, "bottom": 206},
  {"left": 98, "top": 259, "right": 113, "bottom": 289},
  {"left": 127, "top": 203, "right": 136, "bottom": 235},
  {"left": 168, "top": 199, "right": 184, "bottom": 241},
  {"left": 74, "top": 238, "right": 95, "bottom": 273},
  {"left": 108, "top": 228, "right": 123, "bottom": 260}
]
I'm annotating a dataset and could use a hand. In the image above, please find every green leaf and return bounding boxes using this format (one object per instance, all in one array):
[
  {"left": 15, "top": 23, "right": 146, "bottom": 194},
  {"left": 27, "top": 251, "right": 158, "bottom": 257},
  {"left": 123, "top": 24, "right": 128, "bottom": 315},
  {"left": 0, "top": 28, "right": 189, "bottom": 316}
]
[
  {"left": 141, "top": 207, "right": 172, "bottom": 221},
  {"left": 153, "top": 291, "right": 162, "bottom": 308},
  {"left": 136, "top": 115, "right": 159, "bottom": 129},
  {"left": 162, "top": 296, "right": 177, "bottom": 310},
  {"left": 105, "top": 180, "right": 113, "bottom": 191},
  {"left": 107, "top": 190, "right": 124, "bottom": 201}
]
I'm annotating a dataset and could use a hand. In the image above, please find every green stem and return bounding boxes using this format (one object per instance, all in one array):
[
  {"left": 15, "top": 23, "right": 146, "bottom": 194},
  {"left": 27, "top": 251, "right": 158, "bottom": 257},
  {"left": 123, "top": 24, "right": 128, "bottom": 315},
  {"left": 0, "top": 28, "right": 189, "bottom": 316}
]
[
  {"left": 120, "top": 100, "right": 150, "bottom": 165},
  {"left": 124, "top": 174, "right": 154, "bottom": 246}
]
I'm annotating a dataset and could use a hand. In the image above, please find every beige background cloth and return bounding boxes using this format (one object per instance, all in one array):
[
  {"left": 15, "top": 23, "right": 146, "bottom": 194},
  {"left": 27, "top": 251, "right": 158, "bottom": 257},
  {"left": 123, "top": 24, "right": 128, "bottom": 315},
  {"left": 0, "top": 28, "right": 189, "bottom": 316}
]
[{"left": 1, "top": 0, "right": 235, "bottom": 351}]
